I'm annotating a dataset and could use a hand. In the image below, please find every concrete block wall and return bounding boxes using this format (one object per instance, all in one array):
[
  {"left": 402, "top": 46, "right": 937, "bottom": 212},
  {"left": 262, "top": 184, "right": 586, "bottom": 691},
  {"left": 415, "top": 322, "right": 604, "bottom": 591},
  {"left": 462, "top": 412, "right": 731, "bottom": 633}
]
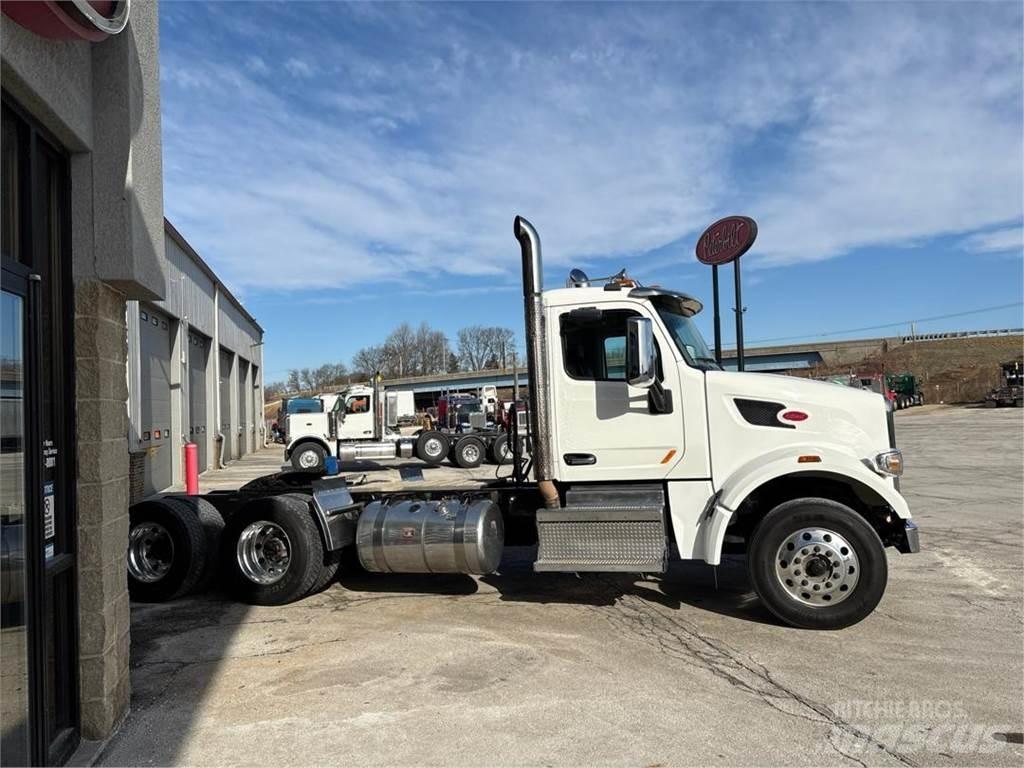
[{"left": 74, "top": 279, "right": 132, "bottom": 738}]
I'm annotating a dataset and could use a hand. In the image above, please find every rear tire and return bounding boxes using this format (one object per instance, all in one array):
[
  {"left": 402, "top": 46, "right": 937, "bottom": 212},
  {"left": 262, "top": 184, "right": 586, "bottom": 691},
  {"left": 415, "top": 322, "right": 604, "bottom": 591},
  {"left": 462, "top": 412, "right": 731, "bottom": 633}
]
[
  {"left": 278, "top": 493, "right": 341, "bottom": 594},
  {"left": 127, "top": 499, "right": 208, "bottom": 603},
  {"left": 415, "top": 430, "right": 449, "bottom": 465},
  {"left": 222, "top": 494, "right": 325, "bottom": 606},
  {"left": 747, "top": 497, "right": 888, "bottom": 630},
  {"left": 162, "top": 497, "right": 224, "bottom": 592},
  {"left": 488, "top": 434, "right": 513, "bottom": 465},
  {"left": 453, "top": 436, "right": 485, "bottom": 468},
  {"left": 290, "top": 441, "right": 326, "bottom": 472}
]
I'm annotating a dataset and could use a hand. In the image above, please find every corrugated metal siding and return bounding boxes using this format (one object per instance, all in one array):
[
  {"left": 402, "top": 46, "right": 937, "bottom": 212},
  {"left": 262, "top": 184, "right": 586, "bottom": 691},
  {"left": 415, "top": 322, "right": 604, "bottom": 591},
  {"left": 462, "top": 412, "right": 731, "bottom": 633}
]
[
  {"left": 218, "top": 298, "right": 260, "bottom": 361},
  {"left": 157, "top": 234, "right": 217, "bottom": 335}
]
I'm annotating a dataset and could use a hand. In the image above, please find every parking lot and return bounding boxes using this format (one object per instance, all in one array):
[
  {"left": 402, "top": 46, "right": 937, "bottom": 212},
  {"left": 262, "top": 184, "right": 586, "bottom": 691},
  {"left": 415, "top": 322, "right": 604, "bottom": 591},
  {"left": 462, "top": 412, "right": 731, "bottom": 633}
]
[{"left": 97, "top": 406, "right": 1023, "bottom": 767}]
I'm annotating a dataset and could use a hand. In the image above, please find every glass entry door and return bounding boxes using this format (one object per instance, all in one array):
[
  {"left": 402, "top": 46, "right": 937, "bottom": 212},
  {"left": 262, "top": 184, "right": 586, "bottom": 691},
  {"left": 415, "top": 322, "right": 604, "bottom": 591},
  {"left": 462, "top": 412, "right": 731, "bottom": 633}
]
[{"left": 1, "top": 278, "right": 30, "bottom": 767}]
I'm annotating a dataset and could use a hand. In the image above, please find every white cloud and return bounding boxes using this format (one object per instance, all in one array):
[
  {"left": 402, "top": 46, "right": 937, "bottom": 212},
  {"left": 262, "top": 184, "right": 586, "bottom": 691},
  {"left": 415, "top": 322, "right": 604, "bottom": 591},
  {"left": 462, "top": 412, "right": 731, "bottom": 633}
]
[
  {"left": 961, "top": 227, "right": 1024, "bottom": 255},
  {"left": 245, "top": 55, "right": 269, "bottom": 75},
  {"left": 283, "top": 57, "right": 314, "bottom": 78},
  {"left": 160, "top": 2, "right": 1023, "bottom": 294}
]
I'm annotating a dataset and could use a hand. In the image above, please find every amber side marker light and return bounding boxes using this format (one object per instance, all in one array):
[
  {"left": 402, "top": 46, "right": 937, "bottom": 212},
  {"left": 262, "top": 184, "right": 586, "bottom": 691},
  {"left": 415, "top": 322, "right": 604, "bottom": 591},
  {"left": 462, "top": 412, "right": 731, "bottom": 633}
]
[
  {"left": 661, "top": 449, "right": 678, "bottom": 464},
  {"left": 798, "top": 455, "right": 821, "bottom": 463}
]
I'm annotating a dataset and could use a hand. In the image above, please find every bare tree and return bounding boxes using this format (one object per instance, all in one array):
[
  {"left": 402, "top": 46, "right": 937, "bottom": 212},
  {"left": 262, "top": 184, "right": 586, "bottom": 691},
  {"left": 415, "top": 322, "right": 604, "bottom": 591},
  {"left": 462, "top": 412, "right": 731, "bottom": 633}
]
[
  {"left": 286, "top": 370, "right": 301, "bottom": 392},
  {"left": 352, "top": 345, "right": 388, "bottom": 377},
  {"left": 300, "top": 367, "right": 314, "bottom": 391},
  {"left": 457, "top": 326, "right": 516, "bottom": 371},
  {"left": 383, "top": 322, "right": 417, "bottom": 377}
]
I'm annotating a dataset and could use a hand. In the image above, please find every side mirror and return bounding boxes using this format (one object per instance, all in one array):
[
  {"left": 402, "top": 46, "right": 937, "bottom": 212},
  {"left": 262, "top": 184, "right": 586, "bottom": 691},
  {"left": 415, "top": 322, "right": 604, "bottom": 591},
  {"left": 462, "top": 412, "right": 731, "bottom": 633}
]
[{"left": 626, "top": 317, "right": 657, "bottom": 389}]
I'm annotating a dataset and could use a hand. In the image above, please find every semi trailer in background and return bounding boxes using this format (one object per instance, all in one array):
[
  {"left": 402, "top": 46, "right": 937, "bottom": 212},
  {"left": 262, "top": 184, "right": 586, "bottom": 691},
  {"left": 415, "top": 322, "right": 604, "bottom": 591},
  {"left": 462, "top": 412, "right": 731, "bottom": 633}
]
[{"left": 126, "top": 216, "right": 919, "bottom": 630}]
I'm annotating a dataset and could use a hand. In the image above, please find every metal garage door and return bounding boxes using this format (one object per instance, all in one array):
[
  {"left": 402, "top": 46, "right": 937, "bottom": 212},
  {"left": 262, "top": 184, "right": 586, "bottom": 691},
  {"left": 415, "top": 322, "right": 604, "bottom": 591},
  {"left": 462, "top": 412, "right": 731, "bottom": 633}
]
[
  {"left": 219, "top": 348, "right": 233, "bottom": 461},
  {"left": 139, "top": 305, "right": 172, "bottom": 494},
  {"left": 237, "top": 358, "right": 249, "bottom": 456},
  {"left": 188, "top": 331, "right": 209, "bottom": 473}
]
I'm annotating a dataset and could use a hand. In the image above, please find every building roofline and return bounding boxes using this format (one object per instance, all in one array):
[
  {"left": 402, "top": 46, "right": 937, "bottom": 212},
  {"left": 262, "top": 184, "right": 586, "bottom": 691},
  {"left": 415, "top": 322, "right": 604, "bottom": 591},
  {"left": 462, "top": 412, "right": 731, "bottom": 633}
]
[{"left": 163, "top": 218, "right": 264, "bottom": 334}]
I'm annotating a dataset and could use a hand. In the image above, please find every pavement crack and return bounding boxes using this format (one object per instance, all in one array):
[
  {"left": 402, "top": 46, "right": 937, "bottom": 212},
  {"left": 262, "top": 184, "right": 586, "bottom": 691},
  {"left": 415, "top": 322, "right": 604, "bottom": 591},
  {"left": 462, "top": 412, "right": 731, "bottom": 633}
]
[{"left": 596, "top": 591, "right": 917, "bottom": 767}]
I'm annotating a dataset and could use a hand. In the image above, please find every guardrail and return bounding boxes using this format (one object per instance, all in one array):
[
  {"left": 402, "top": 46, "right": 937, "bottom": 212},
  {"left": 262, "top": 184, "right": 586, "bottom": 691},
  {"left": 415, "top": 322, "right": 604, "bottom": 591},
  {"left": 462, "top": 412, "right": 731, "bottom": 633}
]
[{"left": 900, "top": 328, "right": 1023, "bottom": 343}]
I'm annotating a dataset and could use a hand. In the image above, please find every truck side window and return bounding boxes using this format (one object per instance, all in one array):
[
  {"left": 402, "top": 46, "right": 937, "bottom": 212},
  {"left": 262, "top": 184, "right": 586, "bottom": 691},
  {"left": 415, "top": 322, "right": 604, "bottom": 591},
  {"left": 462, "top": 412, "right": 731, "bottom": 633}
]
[
  {"left": 346, "top": 396, "right": 369, "bottom": 414},
  {"left": 561, "top": 309, "right": 656, "bottom": 381}
]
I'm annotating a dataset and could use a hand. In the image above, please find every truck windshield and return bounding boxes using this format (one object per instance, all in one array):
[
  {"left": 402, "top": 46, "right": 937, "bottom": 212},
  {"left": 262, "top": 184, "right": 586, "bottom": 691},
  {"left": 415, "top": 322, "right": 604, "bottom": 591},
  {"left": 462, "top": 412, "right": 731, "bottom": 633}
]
[{"left": 652, "top": 299, "right": 719, "bottom": 371}]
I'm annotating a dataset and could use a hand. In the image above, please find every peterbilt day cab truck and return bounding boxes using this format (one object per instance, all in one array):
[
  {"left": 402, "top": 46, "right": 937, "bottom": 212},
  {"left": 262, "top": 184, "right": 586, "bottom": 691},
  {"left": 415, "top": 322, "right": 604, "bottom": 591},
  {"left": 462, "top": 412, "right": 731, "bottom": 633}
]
[
  {"left": 284, "top": 385, "right": 415, "bottom": 470},
  {"left": 126, "top": 216, "right": 918, "bottom": 629}
]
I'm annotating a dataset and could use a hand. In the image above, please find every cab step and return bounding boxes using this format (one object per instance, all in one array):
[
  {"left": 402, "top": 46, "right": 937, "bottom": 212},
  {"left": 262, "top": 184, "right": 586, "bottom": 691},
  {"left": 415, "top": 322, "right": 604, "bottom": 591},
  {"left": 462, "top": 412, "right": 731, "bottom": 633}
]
[{"left": 534, "top": 485, "right": 667, "bottom": 573}]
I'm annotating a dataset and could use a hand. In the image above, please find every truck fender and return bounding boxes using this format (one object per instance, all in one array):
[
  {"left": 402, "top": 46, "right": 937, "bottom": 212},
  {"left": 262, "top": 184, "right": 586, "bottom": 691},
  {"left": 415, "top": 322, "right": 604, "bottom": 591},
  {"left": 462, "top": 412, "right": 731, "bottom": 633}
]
[
  {"left": 703, "top": 444, "right": 910, "bottom": 566},
  {"left": 285, "top": 435, "right": 331, "bottom": 459}
]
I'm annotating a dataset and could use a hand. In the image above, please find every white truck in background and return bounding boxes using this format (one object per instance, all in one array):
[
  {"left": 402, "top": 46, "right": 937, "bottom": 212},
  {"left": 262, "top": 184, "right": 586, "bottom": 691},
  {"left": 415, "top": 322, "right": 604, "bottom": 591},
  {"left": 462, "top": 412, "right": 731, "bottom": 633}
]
[{"left": 284, "top": 384, "right": 415, "bottom": 470}]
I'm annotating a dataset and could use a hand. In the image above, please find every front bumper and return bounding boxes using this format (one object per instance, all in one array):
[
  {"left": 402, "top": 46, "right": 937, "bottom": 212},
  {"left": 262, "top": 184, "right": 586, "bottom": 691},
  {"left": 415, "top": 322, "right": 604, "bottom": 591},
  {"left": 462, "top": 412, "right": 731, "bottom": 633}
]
[{"left": 897, "top": 520, "right": 920, "bottom": 554}]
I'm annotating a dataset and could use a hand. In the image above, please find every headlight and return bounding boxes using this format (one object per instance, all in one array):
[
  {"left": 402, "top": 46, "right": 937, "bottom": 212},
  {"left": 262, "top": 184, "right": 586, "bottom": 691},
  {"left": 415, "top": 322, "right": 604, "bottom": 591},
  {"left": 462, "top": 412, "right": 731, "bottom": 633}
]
[{"left": 874, "top": 449, "right": 903, "bottom": 477}]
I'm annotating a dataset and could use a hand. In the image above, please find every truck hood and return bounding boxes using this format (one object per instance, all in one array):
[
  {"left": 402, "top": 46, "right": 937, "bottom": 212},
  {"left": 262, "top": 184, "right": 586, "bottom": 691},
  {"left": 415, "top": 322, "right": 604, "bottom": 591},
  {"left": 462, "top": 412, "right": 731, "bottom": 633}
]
[{"left": 703, "top": 370, "right": 891, "bottom": 459}]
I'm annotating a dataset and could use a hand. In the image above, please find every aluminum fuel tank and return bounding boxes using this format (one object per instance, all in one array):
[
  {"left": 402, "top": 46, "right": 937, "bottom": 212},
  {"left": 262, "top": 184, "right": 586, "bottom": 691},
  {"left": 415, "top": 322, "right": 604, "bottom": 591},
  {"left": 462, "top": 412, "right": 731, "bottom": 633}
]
[{"left": 356, "top": 498, "right": 504, "bottom": 574}]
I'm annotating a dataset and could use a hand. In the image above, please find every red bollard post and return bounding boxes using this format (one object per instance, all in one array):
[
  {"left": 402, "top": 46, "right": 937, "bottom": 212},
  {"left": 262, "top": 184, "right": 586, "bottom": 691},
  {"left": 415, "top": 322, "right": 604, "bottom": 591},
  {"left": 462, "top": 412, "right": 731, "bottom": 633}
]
[{"left": 184, "top": 442, "right": 199, "bottom": 495}]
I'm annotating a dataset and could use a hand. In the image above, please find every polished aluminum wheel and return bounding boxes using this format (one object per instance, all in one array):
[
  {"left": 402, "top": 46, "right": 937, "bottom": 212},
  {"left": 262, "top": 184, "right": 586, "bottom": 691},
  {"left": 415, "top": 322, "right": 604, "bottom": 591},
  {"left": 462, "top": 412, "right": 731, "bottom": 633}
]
[
  {"left": 775, "top": 527, "right": 860, "bottom": 607},
  {"left": 422, "top": 437, "right": 444, "bottom": 459},
  {"left": 127, "top": 523, "right": 174, "bottom": 583},
  {"left": 461, "top": 442, "right": 481, "bottom": 464},
  {"left": 237, "top": 521, "right": 292, "bottom": 585},
  {"left": 297, "top": 449, "right": 320, "bottom": 469}
]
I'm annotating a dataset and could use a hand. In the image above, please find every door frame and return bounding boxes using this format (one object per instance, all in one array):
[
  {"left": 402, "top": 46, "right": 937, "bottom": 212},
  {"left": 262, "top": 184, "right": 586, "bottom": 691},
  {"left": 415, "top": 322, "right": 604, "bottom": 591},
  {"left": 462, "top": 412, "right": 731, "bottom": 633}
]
[{"left": 2, "top": 91, "right": 81, "bottom": 766}]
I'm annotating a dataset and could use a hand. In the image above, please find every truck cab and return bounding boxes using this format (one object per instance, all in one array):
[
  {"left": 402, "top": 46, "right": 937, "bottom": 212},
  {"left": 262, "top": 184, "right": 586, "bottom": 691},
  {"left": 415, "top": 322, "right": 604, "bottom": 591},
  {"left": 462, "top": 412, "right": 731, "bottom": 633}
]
[
  {"left": 285, "top": 384, "right": 403, "bottom": 470},
  {"left": 514, "top": 216, "right": 917, "bottom": 629}
]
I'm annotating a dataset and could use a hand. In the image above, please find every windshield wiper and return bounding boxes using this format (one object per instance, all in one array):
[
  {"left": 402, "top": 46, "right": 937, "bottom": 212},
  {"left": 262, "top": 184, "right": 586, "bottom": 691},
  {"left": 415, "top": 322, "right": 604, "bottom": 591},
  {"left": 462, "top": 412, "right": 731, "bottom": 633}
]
[{"left": 693, "top": 356, "right": 719, "bottom": 365}]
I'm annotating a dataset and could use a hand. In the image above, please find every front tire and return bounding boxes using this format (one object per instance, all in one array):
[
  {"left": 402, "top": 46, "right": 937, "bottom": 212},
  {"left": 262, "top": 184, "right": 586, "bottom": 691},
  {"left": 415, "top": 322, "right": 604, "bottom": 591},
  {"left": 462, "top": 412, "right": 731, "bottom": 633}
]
[
  {"left": 748, "top": 497, "right": 888, "bottom": 630},
  {"left": 290, "top": 441, "right": 326, "bottom": 472},
  {"left": 222, "top": 494, "right": 325, "bottom": 605}
]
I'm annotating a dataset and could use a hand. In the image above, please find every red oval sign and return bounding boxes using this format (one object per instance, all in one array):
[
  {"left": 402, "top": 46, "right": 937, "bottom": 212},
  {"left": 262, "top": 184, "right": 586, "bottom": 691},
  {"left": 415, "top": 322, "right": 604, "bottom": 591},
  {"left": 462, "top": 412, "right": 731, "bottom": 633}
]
[
  {"left": 695, "top": 216, "right": 758, "bottom": 266},
  {"left": 2, "top": 0, "right": 129, "bottom": 42}
]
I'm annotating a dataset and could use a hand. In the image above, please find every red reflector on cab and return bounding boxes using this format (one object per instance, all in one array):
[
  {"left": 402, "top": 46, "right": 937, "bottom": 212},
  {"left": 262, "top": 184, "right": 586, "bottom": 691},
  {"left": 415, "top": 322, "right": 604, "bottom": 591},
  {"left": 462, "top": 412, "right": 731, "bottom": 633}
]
[{"left": 780, "top": 410, "right": 808, "bottom": 422}]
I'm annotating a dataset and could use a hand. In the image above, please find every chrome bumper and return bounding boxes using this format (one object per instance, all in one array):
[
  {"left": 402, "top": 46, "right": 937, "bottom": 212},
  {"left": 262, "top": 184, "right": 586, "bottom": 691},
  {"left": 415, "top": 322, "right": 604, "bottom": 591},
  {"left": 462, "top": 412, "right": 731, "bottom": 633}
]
[{"left": 899, "top": 520, "right": 921, "bottom": 554}]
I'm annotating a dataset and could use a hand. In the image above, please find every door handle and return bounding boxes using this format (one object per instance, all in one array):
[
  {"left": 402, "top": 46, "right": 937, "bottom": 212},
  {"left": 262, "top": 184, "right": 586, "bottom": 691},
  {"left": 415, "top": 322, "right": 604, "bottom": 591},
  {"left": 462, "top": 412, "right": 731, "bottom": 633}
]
[{"left": 564, "top": 453, "right": 596, "bottom": 466}]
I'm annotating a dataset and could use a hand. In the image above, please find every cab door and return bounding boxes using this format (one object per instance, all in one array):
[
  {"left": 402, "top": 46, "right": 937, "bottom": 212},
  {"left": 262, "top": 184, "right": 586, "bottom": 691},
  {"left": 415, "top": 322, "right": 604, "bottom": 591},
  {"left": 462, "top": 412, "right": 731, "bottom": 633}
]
[
  {"left": 551, "top": 302, "right": 686, "bottom": 482},
  {"left": 340, "top": 393, "right": 373, "bottom": 439}
]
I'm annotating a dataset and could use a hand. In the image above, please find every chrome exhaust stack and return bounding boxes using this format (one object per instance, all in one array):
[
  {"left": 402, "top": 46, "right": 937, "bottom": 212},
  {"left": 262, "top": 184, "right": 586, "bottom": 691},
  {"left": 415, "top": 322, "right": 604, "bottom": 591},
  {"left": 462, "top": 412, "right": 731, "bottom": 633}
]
[{"left": 514, "top": 216, "right": 559, "bottom": 508}]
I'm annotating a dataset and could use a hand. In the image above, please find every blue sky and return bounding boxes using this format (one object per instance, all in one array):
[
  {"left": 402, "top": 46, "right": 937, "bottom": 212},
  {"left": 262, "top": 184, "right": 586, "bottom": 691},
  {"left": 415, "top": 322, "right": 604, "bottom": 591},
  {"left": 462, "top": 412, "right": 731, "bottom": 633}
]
[{"left": 158, "top": 1, "right": 1024, "bottom": 382}]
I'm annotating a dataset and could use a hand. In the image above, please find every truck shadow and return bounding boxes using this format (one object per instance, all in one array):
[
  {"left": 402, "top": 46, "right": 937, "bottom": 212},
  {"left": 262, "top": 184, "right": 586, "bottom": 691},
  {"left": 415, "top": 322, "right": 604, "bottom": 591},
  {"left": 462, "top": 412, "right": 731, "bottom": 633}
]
[{"left": 334, "top": 548, "right": 780, "bottom": 626}]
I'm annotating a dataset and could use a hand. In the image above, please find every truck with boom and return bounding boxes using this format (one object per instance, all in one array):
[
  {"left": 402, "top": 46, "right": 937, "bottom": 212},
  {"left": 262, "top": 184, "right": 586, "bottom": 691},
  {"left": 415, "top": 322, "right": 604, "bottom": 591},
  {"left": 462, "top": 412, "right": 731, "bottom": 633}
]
[{"left": 127, "top": 216, "right": 919, "bottom": 629}]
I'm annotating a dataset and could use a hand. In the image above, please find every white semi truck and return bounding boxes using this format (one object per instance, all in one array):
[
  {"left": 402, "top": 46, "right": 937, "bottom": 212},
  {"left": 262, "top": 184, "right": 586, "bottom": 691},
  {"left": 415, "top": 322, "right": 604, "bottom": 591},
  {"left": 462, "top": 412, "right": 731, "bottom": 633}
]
[
  {"left": 127, "top": 216, "right": 918, "bottom": 629},
  {"left": 284, "top": 385, "right": 416, "bottom": 470}
]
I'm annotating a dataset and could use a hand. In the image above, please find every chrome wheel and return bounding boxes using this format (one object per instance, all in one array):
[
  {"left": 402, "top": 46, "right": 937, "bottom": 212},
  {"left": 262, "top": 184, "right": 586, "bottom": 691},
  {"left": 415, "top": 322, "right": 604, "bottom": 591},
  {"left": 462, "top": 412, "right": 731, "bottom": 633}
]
[
  {"left": 237, "top": 521, "right": 292, "bottom": 585},
  {"left": 127, "top": 523, "right": 174, "bottom": 583},
  {"left": 297, "top": 449, "right": 320, "bottom": 469},
  {"left": 461, "top": 442, "right": 481, "bottom": 463},
  {"left": 775, "top": 527, "right": 860, "bottom": 607},
  {"left": 423, "top": 437, "right": 444, "bottom": 459}
]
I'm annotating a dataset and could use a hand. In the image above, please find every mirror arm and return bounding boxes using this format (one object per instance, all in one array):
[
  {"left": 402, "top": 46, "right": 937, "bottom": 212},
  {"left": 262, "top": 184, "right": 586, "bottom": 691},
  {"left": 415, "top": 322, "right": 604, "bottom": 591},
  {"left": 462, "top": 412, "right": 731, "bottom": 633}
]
[{"left": 648, "top": 378, "right": 673, "bottom": 414}]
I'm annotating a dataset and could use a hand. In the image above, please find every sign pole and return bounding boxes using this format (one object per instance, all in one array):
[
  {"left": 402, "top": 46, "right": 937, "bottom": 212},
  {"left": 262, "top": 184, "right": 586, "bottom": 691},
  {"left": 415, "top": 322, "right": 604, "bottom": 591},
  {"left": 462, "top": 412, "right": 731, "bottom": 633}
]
[
  {"left": 712, "top": 264, "right": 722, "bottom": 365},
  {"left": 734, "top": 258, "right": 745, "bottom": 371},
  {"left": 695, "top": 215, "right": 757, "bottom": 372}
]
